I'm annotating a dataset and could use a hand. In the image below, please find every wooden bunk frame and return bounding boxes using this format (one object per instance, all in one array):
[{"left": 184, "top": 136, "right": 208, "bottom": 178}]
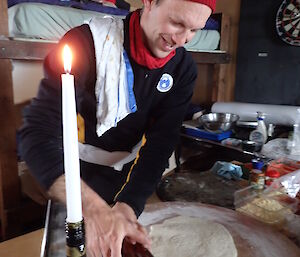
[{"left": 0, "top": 0, "right": 230, "bottom": 240}]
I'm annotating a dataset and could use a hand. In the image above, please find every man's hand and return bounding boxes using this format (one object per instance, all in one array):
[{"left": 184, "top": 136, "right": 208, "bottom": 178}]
[
  {"left": 112, "top": 202, "right": 149, "bottom": 245},
  {"left": 48, "top": 176, "right": 151, "bottom": 257},
  {"left": 112, "top": 202, "right": 136, "bottom": 222},
  {"left": 82, "top": 184, "right": 151, "bottom": 257}
]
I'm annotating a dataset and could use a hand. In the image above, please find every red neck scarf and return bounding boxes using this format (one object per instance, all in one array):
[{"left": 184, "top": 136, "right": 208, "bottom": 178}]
[{"left": 129, "top": 10, "right": 175, "bottom": 70}]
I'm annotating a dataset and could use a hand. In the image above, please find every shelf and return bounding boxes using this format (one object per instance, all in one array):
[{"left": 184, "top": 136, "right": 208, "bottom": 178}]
[
  {"left": 0, "top": 38, "right": 56, "bottom": 60},
  {"left": 0, "top": 38, "right": 231, "bottom": 64},
  {"left": 190, "top": 51, "right": 230, "bottom": 64}
]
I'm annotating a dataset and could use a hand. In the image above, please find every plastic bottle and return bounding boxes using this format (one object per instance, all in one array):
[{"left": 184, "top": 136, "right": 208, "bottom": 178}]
[
  {"left": 249, "top": 158, "right": 265, "bottom": 190},
  {"left": 267, "top": 123, "right": 275, "bottom": 142},
  {"left": 290, "top": 108, "right": 300, "bottom": 155},
  {"left": 249, "top": 112, "right": 267, "bottom": 145}
]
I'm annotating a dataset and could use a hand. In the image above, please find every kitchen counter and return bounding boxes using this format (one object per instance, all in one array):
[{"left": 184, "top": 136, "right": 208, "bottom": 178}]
[
  {"left": 157, "top": 170, "right": 248, "bottom": 209},
  {"left": 157, "top": 133, "right": 263, "bottom": 209}
]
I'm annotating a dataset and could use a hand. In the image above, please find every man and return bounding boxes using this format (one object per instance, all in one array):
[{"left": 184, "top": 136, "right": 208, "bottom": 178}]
[{"left": 19, "top": 0, "right": 215, "bottom": 256}]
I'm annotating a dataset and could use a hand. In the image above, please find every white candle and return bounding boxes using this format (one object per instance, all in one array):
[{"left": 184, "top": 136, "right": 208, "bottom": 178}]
[{"left": 62, "top": 45, "right": 82, "bottom": 223}]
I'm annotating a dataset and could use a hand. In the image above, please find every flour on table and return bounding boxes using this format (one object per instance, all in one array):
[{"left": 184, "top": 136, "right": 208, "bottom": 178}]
[{"left": 149, "top": 216, "right": 237, "bottom": 257}]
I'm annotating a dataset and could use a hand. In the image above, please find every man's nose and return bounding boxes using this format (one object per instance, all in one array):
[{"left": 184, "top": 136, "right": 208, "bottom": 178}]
[
  {"left": 172, "top": 30, "right": 192, "bottom": 47},
  {"left": 172, "top": 33, "right": 187, "bottom": 47}
]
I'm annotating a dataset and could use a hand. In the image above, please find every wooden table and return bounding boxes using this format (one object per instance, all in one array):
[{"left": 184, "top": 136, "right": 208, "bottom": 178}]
[{"left": 0, "top": 229, "right": 44, "bottom": 257}]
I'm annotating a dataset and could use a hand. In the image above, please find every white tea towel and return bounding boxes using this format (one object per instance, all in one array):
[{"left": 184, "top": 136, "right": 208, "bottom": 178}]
[{"left": 88, "top": 16, "right": 134, "bottom": 136}]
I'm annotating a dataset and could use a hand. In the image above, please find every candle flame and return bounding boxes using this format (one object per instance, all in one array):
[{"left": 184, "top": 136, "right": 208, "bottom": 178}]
[{"left": 63, "top": 45, "right": 72, "bottom": 73}]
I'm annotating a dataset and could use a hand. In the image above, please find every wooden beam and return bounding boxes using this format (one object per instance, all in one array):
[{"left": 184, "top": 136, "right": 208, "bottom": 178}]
[
  {"left": 0, "top": 0, "right": 21, "bottom": 239},
  {"left": 0, "top": 1, "right": 9, "bottom": 36},
  {"left": 0, "top": 38, "right": 231, "bottom": 63},
  {"left": 190, "top": 51, "right": 230, "bottom": 64},
  {"left": 0, "top": 38, "right": 56, "bottom": 60},
  {"left": 212, "top": 14, "right": 231, "bottom": 101}
]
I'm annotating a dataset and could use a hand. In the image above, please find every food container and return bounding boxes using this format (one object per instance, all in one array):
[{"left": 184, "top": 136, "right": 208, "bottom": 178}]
[
  {"left": 266, "top": 158, "right": 300, "bottom": 177},
  {"left": 265, "top": 169, "right": 281, "bottom": 186},
  {"left": 234, "top": 185, "right": 298, "bottom": 227},
  {"left": 241, "top": 140, "right": 262, "bottom": 152}
]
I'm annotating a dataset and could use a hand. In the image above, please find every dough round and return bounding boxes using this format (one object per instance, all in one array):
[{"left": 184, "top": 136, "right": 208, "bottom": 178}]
[{"left": 149, "top": 216, "right": 238, "bottom": 257}]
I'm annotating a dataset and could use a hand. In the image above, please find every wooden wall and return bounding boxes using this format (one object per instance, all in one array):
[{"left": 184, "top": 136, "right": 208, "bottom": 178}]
[
  {"left": 0, "top": 0, "right": 21, "bottom": 239},
  {"left": 215, "top": 0, "right": 241, "bottom": 102},
  {"left": 127, "top": 0, "right": 142, "bottom": 10}
]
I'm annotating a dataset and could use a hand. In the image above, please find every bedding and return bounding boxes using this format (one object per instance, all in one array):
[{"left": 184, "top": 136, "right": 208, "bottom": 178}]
[
  {"left": 8, "top": 0, "right": 130, "bottom": 13},
  {"left": 184, "top": 29, "right": 220, "bottom": 51},
  {"left": 8, "top": 2, "right": 221, "bottom": 50},
  {"left": 8, "top": 3, "right": 126, "bottom": 40}
]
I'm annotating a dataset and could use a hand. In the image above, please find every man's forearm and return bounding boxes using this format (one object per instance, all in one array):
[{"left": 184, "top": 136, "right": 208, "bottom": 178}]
[
  {"left": 47, "top": 175, "right": 67, "bottom": 203},
  {"left": 47, "top": 175, "right": 109, "bottom": 214},
  {"left": 47, "top": 175, "right": 150, "bottom": 257}
]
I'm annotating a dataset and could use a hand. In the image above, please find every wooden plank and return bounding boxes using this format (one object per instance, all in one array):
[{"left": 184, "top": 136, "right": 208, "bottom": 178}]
[
  {"left": 0, "top": 0, "right": 21, "bottom": 240},
  {"left": 211, "top": 63, "right": 225, "bottom": 101},
  {"left": 212, "top": 14, "right": 231, "bottom": 102},
  {"left": 216, "top": 0, "right": 242, "bottom": 101},
  {"left": 190, "top": 51, "right": 230, "bottom": 64},
  {"left": 216, "top": 14, "right": 231, "bottom": 101},
  {"left": 0, "top": 59, "right": 21, "bottom": 239},
  {"left": 0, "top": 165, "right": 6, "bottom": 240},
  {"left": 219, "top": 14, "right": 231, "bottom": 51},
  {"left": 0, "top": 1, "right": 9, "bottom": 36},
  {"left": 0, "top": 38, "right": 230, "bottom": 63},
  {"left": 191, "top": 64, "right": 214, "bottom": 105},
  {"left": 0, "top": 38, "right": 56, "bottom": 60}
]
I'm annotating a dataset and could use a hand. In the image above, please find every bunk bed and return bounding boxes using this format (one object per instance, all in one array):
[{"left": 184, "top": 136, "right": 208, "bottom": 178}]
[{"left": 0, "top": 0, "right": 230, "bottom": 240}]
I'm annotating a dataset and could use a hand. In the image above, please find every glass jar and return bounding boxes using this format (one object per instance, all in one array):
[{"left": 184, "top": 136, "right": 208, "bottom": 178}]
[{"left": 250, "top": 169, "right": 265, "bottom": 190}]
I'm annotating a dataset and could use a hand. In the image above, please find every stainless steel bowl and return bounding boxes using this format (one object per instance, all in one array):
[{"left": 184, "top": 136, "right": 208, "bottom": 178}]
[{"left": 199, "top": 112, "right": 239, "bottom": 133}]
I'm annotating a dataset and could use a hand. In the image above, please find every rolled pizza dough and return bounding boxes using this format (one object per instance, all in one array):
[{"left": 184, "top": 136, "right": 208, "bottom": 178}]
[{"left": 149, "top": 216, "right": 238, "bottom": 257}]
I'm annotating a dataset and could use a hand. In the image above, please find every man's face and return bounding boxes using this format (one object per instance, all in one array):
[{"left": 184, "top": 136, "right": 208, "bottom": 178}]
[{"left": 140, "top": 0, "right": 212, "bottom": 58}]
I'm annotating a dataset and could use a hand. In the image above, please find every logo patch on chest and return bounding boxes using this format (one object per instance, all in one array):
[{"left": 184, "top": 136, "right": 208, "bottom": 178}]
[{"left": 156, "top": 73, "right": 173, "bottom": 92}]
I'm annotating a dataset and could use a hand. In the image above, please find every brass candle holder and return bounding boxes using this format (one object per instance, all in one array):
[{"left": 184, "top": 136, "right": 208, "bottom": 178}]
[{"left": 65, "top": 219, "right": 86, "bottom": 257}]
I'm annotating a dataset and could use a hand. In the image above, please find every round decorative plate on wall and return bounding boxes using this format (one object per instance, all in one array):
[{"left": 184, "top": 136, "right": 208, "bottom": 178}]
[{"left": 276, "top": 0, "right": 300, "bottom": 46}]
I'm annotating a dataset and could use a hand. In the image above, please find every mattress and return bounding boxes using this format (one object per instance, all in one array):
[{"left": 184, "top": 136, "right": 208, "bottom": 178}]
[
  {"left": 8, "top": 2, "right": 220, "bottom": 50},
  {"left": 8, "top": 3, "right": 126, "bottom": 41},
  {"left": 8, "top": 0, "right": 130, "bottom": 14}
]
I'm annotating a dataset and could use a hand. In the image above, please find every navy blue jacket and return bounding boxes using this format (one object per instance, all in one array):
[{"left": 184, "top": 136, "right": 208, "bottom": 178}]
[{"left": 19, "top": 14, "right": 197, "bottom": 216}]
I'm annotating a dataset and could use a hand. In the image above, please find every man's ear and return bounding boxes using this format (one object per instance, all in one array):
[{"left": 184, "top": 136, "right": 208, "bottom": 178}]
[{"left": 142, "top": 0, "right": 153, "bottom": 9}]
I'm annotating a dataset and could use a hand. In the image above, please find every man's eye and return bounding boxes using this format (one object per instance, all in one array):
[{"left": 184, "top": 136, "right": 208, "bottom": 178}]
[{"left": 171, "top": 20, "right": 182, "bottom": 27}]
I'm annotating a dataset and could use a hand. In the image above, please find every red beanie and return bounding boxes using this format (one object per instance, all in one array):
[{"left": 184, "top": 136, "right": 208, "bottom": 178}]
[{"left": 187, "top": 0, "right": 216, "bottom": 12}]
